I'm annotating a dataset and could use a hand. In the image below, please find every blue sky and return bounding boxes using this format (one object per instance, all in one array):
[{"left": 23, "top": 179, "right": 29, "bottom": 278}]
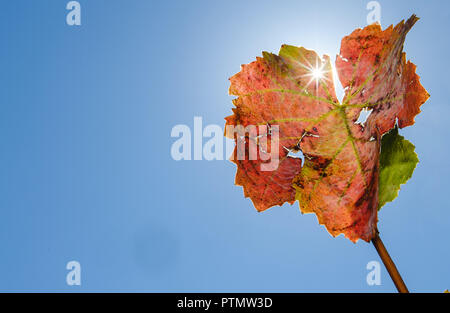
[{"left": 0, "top": 0, "right": 448, "bottom": 292}]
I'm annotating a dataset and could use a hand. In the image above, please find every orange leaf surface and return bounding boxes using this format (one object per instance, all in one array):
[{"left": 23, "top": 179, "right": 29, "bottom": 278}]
[{"left": 225, "top": 15, "right": 429, "bottom": 242}]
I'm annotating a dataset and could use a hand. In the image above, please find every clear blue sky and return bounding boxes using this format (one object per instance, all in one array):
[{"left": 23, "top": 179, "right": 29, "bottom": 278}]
[{"left": 0, "top": 0, "right": 448, "bottom": 292}]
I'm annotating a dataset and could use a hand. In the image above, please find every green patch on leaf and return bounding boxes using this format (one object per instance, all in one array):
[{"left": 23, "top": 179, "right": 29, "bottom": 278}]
[{"left": 378, "top": 127, "right": 419, "bottom": 210}]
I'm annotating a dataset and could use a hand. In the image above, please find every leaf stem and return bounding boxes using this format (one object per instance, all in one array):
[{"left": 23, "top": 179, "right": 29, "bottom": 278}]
[{"left": 371, "top": 230, "right": 409, "bottom": 293}]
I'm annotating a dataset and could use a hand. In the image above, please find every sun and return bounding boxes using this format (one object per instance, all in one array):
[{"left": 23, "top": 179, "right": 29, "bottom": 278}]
[
  {"left": 305, "top": 60, "right": 328, "bottom": 93},
  {"left": 291, "top": 55, "right": 330, "bottom": 95},
  {"left": 311, "top": 66, "right": 325, "bottom": 81}
]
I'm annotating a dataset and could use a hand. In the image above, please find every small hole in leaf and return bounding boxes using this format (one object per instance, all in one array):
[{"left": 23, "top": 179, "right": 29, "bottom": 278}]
[
  {"left": 287, "top": 148, "right": 305, "bottom": 165},
  {"left": 356, "top": 108, "right": 373, "bottom": 126}
]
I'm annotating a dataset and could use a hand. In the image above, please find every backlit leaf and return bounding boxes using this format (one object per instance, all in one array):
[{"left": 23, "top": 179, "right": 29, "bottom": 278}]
[{"left": 225, "top": 15, "right": 429, "bottom": 242}]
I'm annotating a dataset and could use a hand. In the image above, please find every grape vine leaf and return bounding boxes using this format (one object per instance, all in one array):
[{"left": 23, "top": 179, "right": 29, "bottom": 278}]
[
  {"left": 225, "top": 15, "right": 429, "bottom": 242},
  {"left": 378, "top": 127, "right": 419, "bottom": 210}
]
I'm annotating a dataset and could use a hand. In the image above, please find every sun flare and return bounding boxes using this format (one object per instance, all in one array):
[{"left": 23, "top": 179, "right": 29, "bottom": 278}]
[{"left": 311, "top": 67, "right": 325, "bottom": 81}]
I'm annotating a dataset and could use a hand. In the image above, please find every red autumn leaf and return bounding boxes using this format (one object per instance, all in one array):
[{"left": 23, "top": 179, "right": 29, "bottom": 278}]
[{"left": 225, "top": 15, "right": 429, "bottom": 242}]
